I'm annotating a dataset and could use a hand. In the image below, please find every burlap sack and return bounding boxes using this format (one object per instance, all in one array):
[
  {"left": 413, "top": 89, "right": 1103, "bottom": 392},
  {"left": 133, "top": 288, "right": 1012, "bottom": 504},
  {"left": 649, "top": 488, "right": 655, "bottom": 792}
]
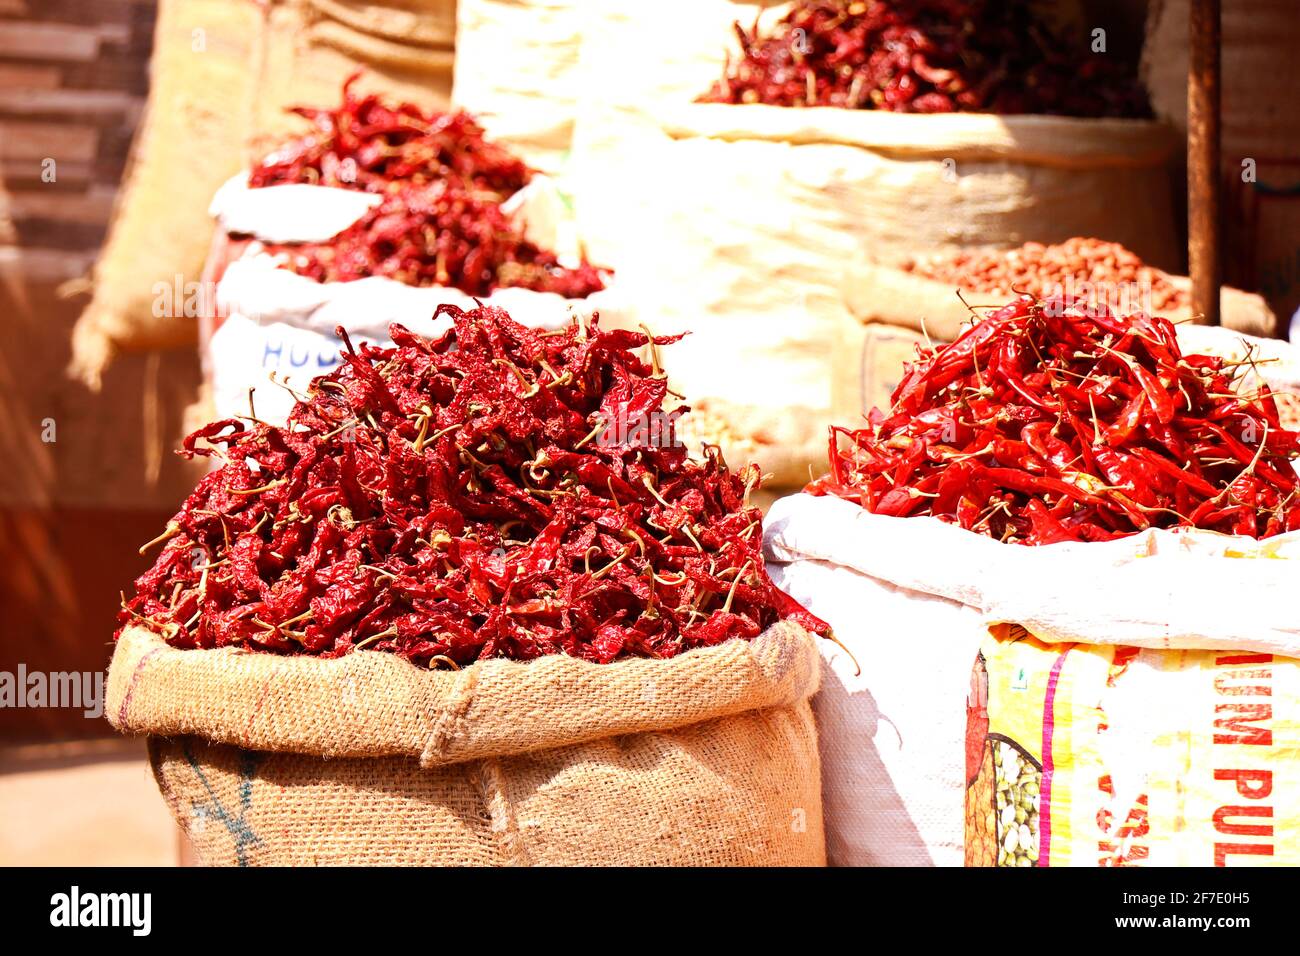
[
  {"left": 70, "top": 0, "right": 457, "bottom": 387},
  {"left": 854, "top": 324, "right": 930, "bottom": 425},
  {"left": 450, "top": 0, "right": 1085, "bottom": 180},
  {"left": 1143, "top": 0, "right": 1296, "bottom": 163},
  {"left": 576, "top": 0, "right": 1178, "bottom": 268},
  {"left": 107, "top": 622, "right": 826, "bottom": 866}
]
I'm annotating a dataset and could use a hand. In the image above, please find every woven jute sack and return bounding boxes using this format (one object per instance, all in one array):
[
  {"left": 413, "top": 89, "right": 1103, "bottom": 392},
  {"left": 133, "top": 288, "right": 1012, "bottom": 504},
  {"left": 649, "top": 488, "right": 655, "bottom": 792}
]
[
  {"left": 107, "top": 622, "right": 826, "bottom": 866},
  {"left": 451, "top": 0, "right": 589, "bottom": 177}
]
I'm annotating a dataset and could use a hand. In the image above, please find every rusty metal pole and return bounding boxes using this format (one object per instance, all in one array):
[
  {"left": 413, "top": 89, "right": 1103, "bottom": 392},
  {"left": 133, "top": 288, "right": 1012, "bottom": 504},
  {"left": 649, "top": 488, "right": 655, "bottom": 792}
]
[{"left": 1188, "top": 0, "right": 1221, "bottom": 326}]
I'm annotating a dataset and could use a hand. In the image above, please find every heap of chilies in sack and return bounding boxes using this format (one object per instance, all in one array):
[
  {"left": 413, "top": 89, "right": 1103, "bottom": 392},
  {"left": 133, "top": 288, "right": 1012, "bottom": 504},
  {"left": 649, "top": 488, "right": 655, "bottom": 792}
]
[
  {"left": 700, "top": 0, "right": 1151, "bottom": 117},
  {"left": 810, "top": 295, "right": 1300, "bottom": 544},
  {"left": 120, "top": 305, "right": 828, "bottom": 664},
  {"left": 247, "top": 76, "right": 606, "bottom": 298}
]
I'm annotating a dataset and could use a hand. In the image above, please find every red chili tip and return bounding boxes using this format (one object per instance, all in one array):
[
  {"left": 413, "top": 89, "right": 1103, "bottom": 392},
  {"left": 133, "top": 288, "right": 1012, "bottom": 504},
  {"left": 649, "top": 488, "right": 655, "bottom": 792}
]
[{"left": 335, "top": 325, "right": 357, "bottom": 356}]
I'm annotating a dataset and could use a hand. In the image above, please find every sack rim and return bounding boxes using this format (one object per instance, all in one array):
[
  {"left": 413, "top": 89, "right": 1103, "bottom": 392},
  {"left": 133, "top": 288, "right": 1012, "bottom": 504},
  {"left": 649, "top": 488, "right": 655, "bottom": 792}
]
[
  {"left": 106, "top": 620, "right": 819, "bottom": 766},
  {"left": 660, "top": 102, "right": 1178, "bottom": 169},
  {"left": 763, "top": 492, "right": 1300, "bottom": 656}
]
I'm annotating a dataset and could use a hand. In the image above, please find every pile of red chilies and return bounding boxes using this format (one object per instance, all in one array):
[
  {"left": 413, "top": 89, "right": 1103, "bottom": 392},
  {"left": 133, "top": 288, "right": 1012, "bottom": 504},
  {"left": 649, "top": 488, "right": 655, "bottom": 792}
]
[
  {"left": 120, "top": 305, "right": 827, "bottom": 664},
  {"left": 274, "top": 183, "right": 607, "bottom": 298},
  {"left": 247, "top": 76, "right": 605, "bottom": 298},
  {"left": 701, "top": 0, "right": 1151, "bottom": 117},
  {"left": 249, "top": 75, "right": 529, "bottom": 197},
  {"left": 810, "top": 295, "right": 1300, "bottom": 544}
]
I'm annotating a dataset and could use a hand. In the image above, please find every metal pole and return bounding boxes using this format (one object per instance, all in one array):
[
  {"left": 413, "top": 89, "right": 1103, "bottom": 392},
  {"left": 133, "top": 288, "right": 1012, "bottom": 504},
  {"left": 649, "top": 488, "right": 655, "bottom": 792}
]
[{"left": 1188, "top": 0, "right": 1221, "bottom": 326}]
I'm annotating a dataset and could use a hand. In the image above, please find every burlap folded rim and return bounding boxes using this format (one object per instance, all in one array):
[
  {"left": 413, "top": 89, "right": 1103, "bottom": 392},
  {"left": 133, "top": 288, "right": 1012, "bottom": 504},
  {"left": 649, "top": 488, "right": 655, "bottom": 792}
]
[
  {"left": 659, "top": 102, "right": 1179, "bottom": 169},
  {"left": 107, "top": 621, "right": 819, "bottom": 767}
]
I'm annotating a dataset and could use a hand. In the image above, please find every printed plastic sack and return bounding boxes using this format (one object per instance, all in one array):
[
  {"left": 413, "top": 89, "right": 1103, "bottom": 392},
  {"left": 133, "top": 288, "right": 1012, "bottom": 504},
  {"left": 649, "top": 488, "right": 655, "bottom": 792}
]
[
  {"left": 763, "top": 492, "right": 1300, "bottom": 866},
  {"left": 967, "top": 627, "right": 1299, "bottom": 867}
]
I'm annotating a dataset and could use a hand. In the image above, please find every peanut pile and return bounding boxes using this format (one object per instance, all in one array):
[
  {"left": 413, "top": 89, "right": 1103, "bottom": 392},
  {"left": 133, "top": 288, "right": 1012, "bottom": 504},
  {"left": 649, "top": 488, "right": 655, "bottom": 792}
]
[{"left": 904, "top": 238, "right": 1190, "bottom": 313}]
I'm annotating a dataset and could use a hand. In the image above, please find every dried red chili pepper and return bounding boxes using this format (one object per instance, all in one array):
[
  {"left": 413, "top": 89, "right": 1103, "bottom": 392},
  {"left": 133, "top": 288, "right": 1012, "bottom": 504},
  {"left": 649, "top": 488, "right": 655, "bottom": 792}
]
[
  {"left": 247, "top": 76, "right": 607, "bottom": 299},
  {"left": 270, "top": 182, "right": 606, "bottom": 298},
  {"left": 121, "top": 305, "right": 828, "bottom": 664},
  {"left": 249, "top": 74, "right": 529, "bottom": 197},
  {"left": 701, "top": 1, "right": 1151, "bottom": 119},
  {"left": 810, "top": 294, "right": 1300, "bottom": 544}
]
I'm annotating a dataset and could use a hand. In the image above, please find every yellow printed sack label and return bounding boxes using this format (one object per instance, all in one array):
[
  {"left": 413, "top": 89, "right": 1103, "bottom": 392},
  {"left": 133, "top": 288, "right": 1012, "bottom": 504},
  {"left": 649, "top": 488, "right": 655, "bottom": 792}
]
[{"left": 965, "top": 624, "right": 1299, "bottom": 866}]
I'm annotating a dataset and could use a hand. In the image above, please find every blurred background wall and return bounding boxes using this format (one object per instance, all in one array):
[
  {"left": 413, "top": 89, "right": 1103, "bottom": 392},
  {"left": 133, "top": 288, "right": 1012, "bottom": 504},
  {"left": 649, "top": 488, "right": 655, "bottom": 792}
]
[{"left": 0, "top": 0, "right": 204, "bottom": 741}]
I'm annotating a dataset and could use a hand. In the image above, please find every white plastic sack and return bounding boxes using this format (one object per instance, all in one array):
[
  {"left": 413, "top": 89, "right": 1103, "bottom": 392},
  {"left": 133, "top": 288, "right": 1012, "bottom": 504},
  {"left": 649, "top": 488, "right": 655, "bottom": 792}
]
[
  {"left": 763, "top": 492, "right": 1300, "bottom": 866},
  {"left": 210, "top": 173, "right": 586, "bottom": 264},
  {"left": 204, "top": 177, "right": 627, "bottom": 425},
  {"left": 209, "top": 175, "right": 383, "bottom": 243},
  {"left": 1176, "top": 325, "right": 1300, "bottom": 430},
  {"left": 209, "top": 253, "right": 618, "bottom": 425},
  {"left": 1177, "top": 324, "right": 1300, "bottom": 389}
]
